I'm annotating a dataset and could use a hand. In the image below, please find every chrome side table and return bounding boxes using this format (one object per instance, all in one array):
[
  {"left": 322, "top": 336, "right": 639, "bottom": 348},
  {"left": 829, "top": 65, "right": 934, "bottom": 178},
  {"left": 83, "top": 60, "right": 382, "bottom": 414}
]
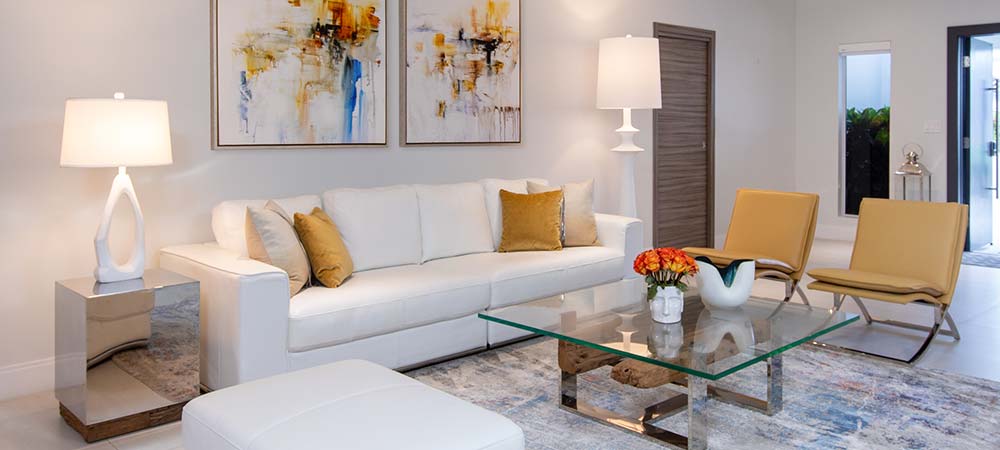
[{"left": 55, "top": 269, "right": 200, "bottom": 442}]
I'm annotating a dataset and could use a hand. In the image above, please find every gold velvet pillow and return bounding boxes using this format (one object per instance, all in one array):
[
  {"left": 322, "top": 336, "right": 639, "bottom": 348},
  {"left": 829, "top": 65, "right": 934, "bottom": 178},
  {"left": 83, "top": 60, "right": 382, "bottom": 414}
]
[
  {"left": 293, "top": 208, "right": 354, "bottom": 288},
  {"left": 498, "top": 189, "right": 564, "bottom": 252}
]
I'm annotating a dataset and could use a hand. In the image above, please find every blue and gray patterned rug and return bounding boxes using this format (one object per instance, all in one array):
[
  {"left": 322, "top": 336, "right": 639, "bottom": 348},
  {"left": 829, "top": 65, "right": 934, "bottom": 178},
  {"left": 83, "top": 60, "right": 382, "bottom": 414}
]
[{"left": 408, "top": 338, "right": 1000, "bottom": 449}]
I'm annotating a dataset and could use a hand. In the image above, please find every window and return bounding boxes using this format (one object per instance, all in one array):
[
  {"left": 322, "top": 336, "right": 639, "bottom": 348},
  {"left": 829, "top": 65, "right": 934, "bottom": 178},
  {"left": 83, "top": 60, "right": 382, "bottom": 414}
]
[{"left": 839, "top": 42, "right": 891, "bottom": 216}]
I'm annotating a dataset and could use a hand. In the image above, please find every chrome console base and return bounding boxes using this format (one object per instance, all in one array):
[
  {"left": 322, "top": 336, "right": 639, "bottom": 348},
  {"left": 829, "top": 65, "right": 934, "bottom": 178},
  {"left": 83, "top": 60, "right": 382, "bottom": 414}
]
[{"left": 559, "top": 355, "right": 783, "bottom": 449}]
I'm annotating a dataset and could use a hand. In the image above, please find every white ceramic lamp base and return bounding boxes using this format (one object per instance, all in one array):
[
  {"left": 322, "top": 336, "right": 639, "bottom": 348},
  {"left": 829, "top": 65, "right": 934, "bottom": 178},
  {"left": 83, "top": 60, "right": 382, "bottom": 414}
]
[
  {"left": 94, "top": 167, "right": 145, "bottom": 283},
  {"left": 611, "top": 108, "right": 642, "bottom": 218}
]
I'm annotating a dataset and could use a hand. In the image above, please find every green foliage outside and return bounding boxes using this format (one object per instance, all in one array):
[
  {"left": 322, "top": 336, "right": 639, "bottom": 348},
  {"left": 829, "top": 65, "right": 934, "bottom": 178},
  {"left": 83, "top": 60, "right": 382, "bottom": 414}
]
[
  {"left": 844, "top": 106, "right": 890, "bottom": 215},
  {"left": 846, "top": 107, "right": 890, "bottom": 148}
]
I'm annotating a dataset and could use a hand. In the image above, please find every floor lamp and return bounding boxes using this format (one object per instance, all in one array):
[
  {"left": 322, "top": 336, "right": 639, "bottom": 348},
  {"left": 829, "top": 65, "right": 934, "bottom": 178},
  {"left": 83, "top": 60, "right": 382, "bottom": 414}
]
[
  {"left": 596, "top": 35, "right": 662, "bottom": 218},
  {"left": 60, "top": 93, "right": 173, "bottom": 283}
]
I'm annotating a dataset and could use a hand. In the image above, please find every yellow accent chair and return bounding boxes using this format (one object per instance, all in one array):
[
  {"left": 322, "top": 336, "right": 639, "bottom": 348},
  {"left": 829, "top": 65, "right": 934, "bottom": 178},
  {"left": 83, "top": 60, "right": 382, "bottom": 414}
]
[
  {"left": 685, "top": 189, "right": 820, "bottom": 305},
  {"left": 807, "top": 198, "right": 968, "bottom": 364}
]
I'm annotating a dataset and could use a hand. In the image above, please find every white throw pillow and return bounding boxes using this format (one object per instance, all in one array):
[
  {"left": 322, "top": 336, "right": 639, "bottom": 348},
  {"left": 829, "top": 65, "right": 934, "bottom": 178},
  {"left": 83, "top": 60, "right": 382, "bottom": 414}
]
[
  {"left": 322, "top": 185, "right": 422, "bottom": 271},
  {"left": 212, "top": 195, "right": 322, "bottom": 256},
  {"left": 479, "top": 178, "right": 549, "bottom": 250},
  {"left": 415, "top": 183, "right": 494, "bottom": 262}
]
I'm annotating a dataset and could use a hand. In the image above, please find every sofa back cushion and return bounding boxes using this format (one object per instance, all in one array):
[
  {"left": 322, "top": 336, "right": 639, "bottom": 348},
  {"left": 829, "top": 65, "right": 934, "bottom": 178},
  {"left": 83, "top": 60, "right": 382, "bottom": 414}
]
[
  {"left": 479, "top": 178, "right": 548, "bottom": 250},
  {"left": 213, "top": 195, "right": 322, "bottom": 256},
  {"left": 415, "top": 183, "right": 494, "bottom": 262},
  {"left": 322, "top": 185, "right": 422, "bottom": 271}
]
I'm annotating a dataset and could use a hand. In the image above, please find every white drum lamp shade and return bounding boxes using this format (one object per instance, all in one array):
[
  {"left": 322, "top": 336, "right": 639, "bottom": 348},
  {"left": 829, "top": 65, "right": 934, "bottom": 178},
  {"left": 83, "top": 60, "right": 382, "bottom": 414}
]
[
  {"left": 596, "top": 36, "right": 662, "bottom": 110},
  {"left": 596, "top": 36, "right": 662, "bottom": 218},
  {"left": 60, "top": 97, "right": 173, "bottom": 168},
  {"left": 60, "top": 94, "right": 173, "bottom": 283}
]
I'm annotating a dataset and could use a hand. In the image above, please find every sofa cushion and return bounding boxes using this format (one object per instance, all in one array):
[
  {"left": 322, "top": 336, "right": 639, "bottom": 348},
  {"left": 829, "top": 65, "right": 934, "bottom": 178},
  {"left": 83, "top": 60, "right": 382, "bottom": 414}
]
[
  {"left": 415, "top": 183, "right": 494, "bottom": 262},
  {"left": 182, "top": 360, "right": 525, "bottom": 450},
  {"left": 213, "top": 195, "right": 322, "bottom": 256},
  {"left": 287, "top": 264, "right": 490, "bottom": 352},
  {"left": 480, "top": 178, "right": 548, "bottom": 250},
  {"left": 322, "top": 185, "right": 422, "bottom": 272},
  {"left": 425, "top": 246, "right": 626, "bottom": 309}
]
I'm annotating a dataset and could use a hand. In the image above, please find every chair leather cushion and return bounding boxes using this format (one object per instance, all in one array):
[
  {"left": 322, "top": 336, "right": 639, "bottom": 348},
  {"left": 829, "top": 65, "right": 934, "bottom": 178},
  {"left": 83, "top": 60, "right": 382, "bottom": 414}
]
[
  {"left": 808, "top": 268, "right": 944, "bottom": 296},
  {"left": 684, "top": 247, "right": 794, "bottom": 274}
]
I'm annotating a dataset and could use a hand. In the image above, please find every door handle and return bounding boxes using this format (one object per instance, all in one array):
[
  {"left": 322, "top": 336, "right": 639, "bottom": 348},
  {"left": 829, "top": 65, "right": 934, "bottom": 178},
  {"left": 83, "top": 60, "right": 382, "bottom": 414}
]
[{"left": 993, "top": 79, "right": 999, "bottom": 199}]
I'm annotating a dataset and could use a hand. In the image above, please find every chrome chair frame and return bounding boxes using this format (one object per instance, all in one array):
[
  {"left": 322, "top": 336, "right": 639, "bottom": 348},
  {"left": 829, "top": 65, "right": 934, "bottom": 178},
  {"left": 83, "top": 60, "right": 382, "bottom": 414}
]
[
  {"left": 830, "top": 293, "right": 960, "bottom": 364},
  {"left": 757, "top": 270, "right": 811, "bottom": 306}
]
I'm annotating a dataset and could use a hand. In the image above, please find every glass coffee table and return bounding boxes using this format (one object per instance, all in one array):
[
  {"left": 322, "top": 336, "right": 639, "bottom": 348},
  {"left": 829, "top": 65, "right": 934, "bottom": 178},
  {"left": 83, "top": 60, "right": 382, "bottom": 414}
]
[{"left": 479, "top": 279, "right": 858, "bottom": 449}]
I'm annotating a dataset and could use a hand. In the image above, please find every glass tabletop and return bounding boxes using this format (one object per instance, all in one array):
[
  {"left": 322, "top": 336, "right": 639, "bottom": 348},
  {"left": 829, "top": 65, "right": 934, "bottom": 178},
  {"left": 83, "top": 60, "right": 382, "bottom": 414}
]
[{"left": 479, "top": 278, "right": 858, "bottom": 380}]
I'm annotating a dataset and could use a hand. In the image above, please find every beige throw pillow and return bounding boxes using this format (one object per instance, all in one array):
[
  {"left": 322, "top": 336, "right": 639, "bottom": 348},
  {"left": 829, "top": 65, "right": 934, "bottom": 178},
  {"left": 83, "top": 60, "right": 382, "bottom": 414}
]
[
  {"left": 528, "top": 180, "right": 599, "bottom": 247},
  {"left": 245, "top": 201, "right": 311, "bottom": 296}
]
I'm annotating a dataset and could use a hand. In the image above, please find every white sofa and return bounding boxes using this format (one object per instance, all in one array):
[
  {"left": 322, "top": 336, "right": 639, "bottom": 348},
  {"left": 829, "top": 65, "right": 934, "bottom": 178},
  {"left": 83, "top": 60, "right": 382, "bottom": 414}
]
[{"left": 161, "top": 179, "right": 642, "bottom": 391}]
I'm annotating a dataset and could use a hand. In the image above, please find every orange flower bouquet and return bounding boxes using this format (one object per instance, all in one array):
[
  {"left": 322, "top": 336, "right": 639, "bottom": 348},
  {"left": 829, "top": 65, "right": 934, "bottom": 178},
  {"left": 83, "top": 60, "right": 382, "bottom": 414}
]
[{"left": 633, "top": 248, "right": 699, "bottom": 300}]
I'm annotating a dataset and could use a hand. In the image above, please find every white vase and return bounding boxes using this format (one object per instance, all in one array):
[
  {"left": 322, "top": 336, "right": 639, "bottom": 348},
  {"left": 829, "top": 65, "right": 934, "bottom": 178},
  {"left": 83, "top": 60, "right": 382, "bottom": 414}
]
[
  {"left": 694, "top": 258, "right": 755, "bottom": 309},
  {"left": 650, "top": 286, "right": 684, "bottom": 324}
]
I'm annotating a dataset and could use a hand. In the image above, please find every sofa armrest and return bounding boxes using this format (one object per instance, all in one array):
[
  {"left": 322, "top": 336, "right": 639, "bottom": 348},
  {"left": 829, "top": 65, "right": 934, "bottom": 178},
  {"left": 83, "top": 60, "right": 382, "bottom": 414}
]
[
  {"left": 595, "top": 214, "right": 643, "bottom": 279},
  {"left": 160, "top": 243, "right": 289, "bottom": 390}
]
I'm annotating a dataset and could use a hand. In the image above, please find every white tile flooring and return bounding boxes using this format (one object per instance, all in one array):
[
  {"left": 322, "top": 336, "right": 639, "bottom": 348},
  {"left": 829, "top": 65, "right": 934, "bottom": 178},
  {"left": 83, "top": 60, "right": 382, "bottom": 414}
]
[{"left": 2, "top": 239, "right": 998, "bottom": 450}]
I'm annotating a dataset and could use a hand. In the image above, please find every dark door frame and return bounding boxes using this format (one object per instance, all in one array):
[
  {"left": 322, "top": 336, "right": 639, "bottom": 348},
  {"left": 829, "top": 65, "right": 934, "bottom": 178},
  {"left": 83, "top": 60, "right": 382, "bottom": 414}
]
[
  {"left": 947, "top": 23, "right": 1000, "bottom": 250},
  {"left": 652, "top": 22, "right": 716, "bottom": 248}
]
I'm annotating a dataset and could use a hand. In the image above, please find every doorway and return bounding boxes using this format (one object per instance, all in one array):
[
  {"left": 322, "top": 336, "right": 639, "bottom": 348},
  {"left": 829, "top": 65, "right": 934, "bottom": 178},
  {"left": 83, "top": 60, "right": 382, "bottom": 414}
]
[
  {"left": 652, "top": 23, "right": 715, "bottom": 249},
  {"left": 948, "top": 24, "right": 1000, "bottom": 262}
]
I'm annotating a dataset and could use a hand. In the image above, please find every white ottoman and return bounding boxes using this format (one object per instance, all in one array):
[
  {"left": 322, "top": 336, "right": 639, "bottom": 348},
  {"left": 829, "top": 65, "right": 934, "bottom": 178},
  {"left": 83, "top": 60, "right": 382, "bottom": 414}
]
[{"left": 182, "top": 360, "right": 524, "bottom": 450}]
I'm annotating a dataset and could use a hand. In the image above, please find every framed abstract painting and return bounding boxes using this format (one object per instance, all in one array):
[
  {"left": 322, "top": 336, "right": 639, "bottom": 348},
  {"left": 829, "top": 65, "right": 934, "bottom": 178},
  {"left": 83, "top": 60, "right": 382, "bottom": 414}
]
[
  {"left": 213, "top": 0, "right": 387, "bottom": 148},
  {"left": 402, "top": 0, "right": 521, "bottom": 145}
]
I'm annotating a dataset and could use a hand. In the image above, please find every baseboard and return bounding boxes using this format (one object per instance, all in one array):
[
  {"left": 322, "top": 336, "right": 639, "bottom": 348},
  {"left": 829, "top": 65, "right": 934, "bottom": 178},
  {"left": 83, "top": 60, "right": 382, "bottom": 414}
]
[{"left": 0, "top": 357, "right": 54, "bottom": 402}]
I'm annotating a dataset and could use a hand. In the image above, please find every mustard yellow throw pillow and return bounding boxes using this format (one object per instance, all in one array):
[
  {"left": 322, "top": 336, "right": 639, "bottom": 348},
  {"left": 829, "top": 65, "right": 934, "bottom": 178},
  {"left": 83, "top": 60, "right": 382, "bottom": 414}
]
[
  {"left": 294, "top": 208, "right": 354, "bottom": 288},
  {"left": 498, "top": 190, "right": 564, "bottom": 252}
]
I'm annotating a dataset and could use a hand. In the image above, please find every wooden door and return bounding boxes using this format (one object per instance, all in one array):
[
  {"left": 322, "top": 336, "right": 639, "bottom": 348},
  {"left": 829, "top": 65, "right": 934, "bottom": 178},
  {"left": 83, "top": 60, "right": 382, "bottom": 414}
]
[{"left": 653, "top": 23, "right": 715, "bottom": 249}]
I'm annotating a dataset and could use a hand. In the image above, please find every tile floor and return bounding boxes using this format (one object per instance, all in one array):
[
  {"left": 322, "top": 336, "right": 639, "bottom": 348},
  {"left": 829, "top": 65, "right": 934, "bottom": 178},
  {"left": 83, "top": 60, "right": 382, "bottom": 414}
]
[{"left": 2, "top": 239, "right": 998, "bottom": 450}]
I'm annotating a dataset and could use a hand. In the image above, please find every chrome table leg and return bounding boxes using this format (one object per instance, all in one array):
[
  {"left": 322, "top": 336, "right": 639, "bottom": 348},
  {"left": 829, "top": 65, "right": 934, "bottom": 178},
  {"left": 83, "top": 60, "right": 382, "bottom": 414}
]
[
  {"left": 687, "top": 375, "right": 709, "bottom": 450},
  {"left": 766, "top": 355, "right": 783, "bottom": 416}
]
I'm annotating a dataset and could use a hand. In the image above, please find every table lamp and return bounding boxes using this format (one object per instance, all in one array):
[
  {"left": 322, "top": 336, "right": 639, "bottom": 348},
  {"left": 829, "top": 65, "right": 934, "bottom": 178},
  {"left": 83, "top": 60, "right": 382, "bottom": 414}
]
[
  {"left": 597, "top": 35, "right": 662, "bottom": 218},
  {"left": 60, "top": 93, "right": 173, "bottom": 283}
]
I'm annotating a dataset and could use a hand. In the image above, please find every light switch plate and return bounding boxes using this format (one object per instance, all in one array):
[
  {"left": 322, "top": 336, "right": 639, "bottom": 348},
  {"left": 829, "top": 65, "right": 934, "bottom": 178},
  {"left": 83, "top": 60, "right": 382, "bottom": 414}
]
[{"left": 924, "top": 120, "right": 943, "bottom": 134}]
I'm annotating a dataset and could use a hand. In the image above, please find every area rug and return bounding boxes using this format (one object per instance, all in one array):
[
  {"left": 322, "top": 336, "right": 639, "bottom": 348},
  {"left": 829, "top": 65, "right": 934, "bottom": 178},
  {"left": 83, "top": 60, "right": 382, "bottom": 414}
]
[{"left": 408, "top": 338, "right": 1000, "bottom": 449}]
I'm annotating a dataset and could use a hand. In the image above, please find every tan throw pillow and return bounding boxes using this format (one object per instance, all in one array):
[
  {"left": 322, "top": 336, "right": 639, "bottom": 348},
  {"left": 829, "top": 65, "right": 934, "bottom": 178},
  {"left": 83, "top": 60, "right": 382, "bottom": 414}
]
[
  {"left": 246, "top": 201, "right": 311, "bottom": 296},
  {"left": 294, "top": 208, "right": 354, "bottom": 288},
  {"left": 498, "top": 190, "right": 564, "bottom": 252},
  {"left": 528, "top": 180, "right": 599, "bottom": 247}
]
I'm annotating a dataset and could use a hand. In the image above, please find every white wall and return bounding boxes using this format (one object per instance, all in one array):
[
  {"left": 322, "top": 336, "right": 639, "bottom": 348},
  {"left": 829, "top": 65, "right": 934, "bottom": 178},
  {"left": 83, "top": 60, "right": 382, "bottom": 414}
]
[
  {"left": 795, "top": 0, "right": 1000, "bottom": 240},
  {"left": 0, "top": 0, "right": 796, "bottom": 400}
]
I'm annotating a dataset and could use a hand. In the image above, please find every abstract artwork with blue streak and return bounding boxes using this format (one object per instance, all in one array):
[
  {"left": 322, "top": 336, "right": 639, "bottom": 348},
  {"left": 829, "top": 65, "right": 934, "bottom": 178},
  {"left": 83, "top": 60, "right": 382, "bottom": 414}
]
[{"left": 216, "top": 0, "right": 386, "bottom": 147}]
